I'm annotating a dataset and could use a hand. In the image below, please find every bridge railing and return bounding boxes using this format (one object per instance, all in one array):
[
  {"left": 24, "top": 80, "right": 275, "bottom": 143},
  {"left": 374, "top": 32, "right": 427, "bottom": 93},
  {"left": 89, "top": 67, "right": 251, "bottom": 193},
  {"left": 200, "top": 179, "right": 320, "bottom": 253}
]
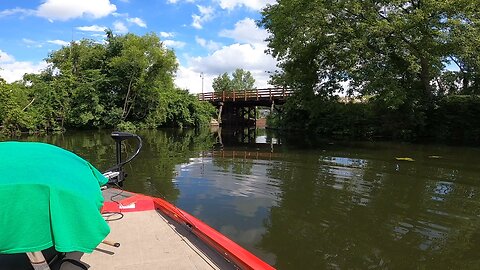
[{"left": 198, "top": 88, "right": 293, "bottom": 102}]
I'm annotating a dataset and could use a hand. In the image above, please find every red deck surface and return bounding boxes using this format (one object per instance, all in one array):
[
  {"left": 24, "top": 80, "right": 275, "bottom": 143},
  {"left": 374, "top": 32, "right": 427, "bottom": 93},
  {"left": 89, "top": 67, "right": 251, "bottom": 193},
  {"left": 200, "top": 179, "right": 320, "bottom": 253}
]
[{"left": 102, "top": 191, "right": 275, "bottom": 270}]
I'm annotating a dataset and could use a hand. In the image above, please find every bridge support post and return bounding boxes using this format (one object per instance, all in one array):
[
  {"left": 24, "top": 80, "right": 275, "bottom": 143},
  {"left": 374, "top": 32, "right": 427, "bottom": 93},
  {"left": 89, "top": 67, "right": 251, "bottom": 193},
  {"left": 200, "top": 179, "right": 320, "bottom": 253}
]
[
  {"left": 270, "top": 100, "right": 275, "bottom": 113},
  {"left": 218, "top": 102, "right": 223, "bottom": 125},
  {"left": 249, "top": 106, "right": 256, "bottom": 127}
]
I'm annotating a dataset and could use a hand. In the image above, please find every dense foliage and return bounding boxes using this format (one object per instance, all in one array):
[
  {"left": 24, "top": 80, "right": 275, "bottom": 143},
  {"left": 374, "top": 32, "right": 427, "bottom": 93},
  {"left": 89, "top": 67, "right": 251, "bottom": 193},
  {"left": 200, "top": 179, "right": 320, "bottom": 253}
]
[
  {"left": 212, "top": 68, "right": 256, "bottom": 93},
  {"left": 267, "top": 95, "right": 480, "bottom": 143},
  {"left": 261, "top": 0, "right": 480, "bottom": 143},
  {"left": 0, "top": 31, "right": 215, "bottom": 134}
]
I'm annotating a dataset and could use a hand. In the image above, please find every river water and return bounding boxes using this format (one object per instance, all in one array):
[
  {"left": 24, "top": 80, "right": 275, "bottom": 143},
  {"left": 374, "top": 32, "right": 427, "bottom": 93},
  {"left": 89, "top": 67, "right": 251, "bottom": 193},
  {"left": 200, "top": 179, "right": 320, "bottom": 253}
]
[{"left": 8, "top": 128, "right": 480, "bottom": 269}]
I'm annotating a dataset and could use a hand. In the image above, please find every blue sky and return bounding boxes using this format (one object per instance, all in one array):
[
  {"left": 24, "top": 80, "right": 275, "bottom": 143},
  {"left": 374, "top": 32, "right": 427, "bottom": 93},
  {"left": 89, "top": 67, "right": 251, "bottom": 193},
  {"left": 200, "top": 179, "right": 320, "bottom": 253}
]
[{"left": 0, "top": 0, "right": 277, "bottom": 93}]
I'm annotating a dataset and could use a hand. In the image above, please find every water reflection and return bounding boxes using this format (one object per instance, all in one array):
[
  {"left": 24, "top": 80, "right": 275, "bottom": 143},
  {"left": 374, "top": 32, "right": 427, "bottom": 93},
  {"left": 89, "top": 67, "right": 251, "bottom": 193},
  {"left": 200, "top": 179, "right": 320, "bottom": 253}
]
[
  {"left": 4, "top": 129, "right": 480, "bottom": 269},
  {"left": 171, "top": 128, "right": 282, "bottom": 262},
  {"left": 259, "top": 139, "right": 480, "bottom": 269}
]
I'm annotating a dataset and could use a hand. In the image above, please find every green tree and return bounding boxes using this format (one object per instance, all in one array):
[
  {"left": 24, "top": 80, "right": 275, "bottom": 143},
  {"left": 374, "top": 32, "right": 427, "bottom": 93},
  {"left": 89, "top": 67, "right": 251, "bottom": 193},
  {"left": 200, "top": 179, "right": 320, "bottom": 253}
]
[
  {"left": 47, "top": 32, "right": 179, "bottom": 128},
  {"left": 1, "top": 31, "right": 215, "bottom": 133},
  {"left": 46, "top": 39, "right": 109, "bottom": 128},
  {"left": 447, "top": 10, "right": 480, "bottom": 95},
  {"left": 260, "top": 0, "right": 479, "bottom": 102},
  {"left": 212, "top": 72, "right": 232, "bottom": 93},
  {"left": 24, "top": 71, "right": 69, "bottom": 131},
  {"left": 231, "top": 69, "right": 255, "bottom": 91},
  {"left": 212, "top": 68, "right": 256, "bottom": 93},
  {"left": 259, "top": 0, "right": 480, "bottom": 139},
  {"left": 104, "top": 32, "right": 178, "bottom": 123},
  {"left": 0, "top": 82, "right": 33, "bottom": 132}
]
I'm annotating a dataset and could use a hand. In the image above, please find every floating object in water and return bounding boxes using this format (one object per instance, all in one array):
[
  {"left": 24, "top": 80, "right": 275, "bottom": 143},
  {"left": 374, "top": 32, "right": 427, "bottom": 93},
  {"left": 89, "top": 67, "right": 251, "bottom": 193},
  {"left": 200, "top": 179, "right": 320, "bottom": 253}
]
[
  {"left": 395, "top": 157, "right": 415, "bottom": 162},
  {"left": 428, "top": 155, "right": 442, "bottom": 159}
]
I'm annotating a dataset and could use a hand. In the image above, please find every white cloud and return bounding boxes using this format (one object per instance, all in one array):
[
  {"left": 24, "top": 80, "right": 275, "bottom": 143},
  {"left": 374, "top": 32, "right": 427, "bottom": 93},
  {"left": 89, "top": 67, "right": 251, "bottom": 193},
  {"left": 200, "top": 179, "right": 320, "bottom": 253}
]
[
  {"left": 167, "top": 0, "right": 196, "bottom": 4},
  {"left": 177, "top": 43, "right": 277, "bottom": 93},
  {"left": 195, "top": 37, "right": 206, "bottom": 46},
  {"left": 163, "top": 40, "right": 187, "bottom": 49},
  {"left": 216, "top": 0, "right": 275, "bottom": 10},
  {"left": 195, "top": 36, "right": 222, "bottom": 51},
  {"left": 47, "top": 40, "right": 70, "bottom": 46},
  {"left": 175, "top": 65, "right": 213, "bottom": 93},
  {"left": 160, "top": 32, "right": 175, "bottom": 38},
  {"left": 192, "top": 5, "right": 214, "bottom": 29},
  {"left": 0, "top": 50, "right": 15, "bottom": 63},
  {"left": 91, "top": 33, "right": 106, "bottom": 37},
  {"left": 36, "top": 0, "right": 116, "bottom": 21},
  {"left": 126, "top": 17, "right": 147, "bottom": 28},
  {"left": 0, "top": 50, "right": 47, "bottom": 83},
  {"left": 219, "top": 18, "right": 268, "bottom": 44},
  {"left": 76, "top": 25, "right": 107, "bottom": 32},
  {"left": 22, "top": 39, "right": 43, "bottom": 48},
  {"left": 112, "top": 12, "right": 129, "bottom": 17},
  {"left": 188, "top": 43, "right": 276, "bottom": 75},
  {"left": 0, "top": 8, "right": 35, "bottom": 17},
  {"left": 113, "top": 21, "right": 128, "bottom": 33},
  {"left": 176, "top": 17, "right": 277, "bottom": 93}
]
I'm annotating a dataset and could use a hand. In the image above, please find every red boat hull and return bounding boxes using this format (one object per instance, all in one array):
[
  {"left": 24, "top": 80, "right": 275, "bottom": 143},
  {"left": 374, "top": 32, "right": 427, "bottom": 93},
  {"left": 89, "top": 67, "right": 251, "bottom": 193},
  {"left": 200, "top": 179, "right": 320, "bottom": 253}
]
[{"left": 101, "top": 190, "right": 275, "bottom": 270}]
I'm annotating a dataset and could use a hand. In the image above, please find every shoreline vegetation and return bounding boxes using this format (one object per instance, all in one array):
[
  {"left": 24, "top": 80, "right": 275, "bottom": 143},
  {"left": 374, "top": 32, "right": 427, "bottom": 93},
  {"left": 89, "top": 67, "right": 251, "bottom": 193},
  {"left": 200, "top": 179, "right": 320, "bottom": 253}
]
[
  {"left": 266, "top": 94, "right": 480, "bottom": 144},
  {"left": 0, "top": 30, "right": 215, "bottom": 135},
  {"left": 260, "top": 0, "right": 480, "bottom": 145}
]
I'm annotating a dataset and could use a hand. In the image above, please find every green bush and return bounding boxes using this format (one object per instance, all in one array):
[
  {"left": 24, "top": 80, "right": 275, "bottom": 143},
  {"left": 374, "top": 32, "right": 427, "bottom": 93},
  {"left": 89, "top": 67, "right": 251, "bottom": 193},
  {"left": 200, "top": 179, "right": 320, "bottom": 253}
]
[
  {"left": 116, "top": 121, "right": 137, "bottom": 132},
  {"left": 270, "top": 94, "right": 480, "bottom": 144},
  {"left": 432, "top": 95, "right": 480, "bottom": 144}
]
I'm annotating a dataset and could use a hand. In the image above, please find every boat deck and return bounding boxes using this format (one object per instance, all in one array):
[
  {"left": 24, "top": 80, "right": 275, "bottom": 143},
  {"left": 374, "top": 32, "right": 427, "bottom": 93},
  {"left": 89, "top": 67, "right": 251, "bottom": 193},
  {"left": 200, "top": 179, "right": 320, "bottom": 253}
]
[{"left": 59, "top": 189, "right": 235, "bottom": 270}]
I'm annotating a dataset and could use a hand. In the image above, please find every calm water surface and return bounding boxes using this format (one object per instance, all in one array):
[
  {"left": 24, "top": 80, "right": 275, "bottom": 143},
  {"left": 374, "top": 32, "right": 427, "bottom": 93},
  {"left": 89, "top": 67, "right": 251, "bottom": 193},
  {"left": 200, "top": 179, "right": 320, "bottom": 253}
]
[{"left": 8, "top": 129, "right": 480, "bottom": 269}]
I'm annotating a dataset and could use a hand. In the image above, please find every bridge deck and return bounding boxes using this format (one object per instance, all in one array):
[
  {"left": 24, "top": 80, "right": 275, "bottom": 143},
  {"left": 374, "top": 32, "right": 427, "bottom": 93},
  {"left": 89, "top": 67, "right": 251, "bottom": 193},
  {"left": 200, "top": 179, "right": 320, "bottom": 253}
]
[{"left": 199, "top": 88, "right": 292, "bottom": 103}]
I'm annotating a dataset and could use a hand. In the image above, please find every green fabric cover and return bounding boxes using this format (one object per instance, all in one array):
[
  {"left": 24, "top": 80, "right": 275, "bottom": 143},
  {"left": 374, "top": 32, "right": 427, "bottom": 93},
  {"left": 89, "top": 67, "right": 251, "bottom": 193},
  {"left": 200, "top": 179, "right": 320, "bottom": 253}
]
[{"left": 0, "top": 142, "right": 110, "bottom": 254}]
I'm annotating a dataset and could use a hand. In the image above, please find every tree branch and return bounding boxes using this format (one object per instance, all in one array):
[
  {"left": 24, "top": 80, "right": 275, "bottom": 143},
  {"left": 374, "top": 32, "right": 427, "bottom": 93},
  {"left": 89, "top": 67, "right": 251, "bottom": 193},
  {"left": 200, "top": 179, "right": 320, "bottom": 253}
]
[
  {"left": 122, "top": 76, "right": 135, "bottom": 120},
  {"left": 124, "top": 93, "right": 137, "bottom": 120},
  {"left": 22, "top": 98, "right": 35, "bottom": 111}
]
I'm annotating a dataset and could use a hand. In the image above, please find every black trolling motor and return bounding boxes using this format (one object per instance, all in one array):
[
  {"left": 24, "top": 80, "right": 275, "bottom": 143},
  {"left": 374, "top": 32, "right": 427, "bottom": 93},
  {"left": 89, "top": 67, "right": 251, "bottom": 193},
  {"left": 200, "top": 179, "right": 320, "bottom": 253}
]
[{"left": 103, "top": 131, "right": 143, "bottom": 186}]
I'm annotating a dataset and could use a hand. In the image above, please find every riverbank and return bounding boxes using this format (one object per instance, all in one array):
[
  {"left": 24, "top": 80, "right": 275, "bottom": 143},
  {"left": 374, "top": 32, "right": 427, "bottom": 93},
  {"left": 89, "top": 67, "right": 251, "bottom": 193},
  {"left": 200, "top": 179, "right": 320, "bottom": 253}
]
[{"left": 267, "top": 95, "right": 480, "bottom": 145}]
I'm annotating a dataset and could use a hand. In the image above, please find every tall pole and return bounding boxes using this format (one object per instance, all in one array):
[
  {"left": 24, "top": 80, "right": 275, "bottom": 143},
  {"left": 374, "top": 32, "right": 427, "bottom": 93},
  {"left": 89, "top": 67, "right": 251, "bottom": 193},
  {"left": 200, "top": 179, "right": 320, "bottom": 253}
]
[{"left": 200, "top": 72, "right": 204, "bottom": 100}]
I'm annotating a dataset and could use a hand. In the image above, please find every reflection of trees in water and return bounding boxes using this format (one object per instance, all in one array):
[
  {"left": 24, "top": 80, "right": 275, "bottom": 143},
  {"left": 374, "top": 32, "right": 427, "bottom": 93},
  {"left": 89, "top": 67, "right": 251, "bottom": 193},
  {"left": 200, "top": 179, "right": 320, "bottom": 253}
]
[
  {"left": 127, "top": 128, "right": 216, "bottom": 202},
  {"left": 212, "top": 155, "right": 254, "bottom": 176},
  {"left": 260, "top": 149, "right": 480, "bottom": 269},
  {"left": 14, "top": 131, "right": 116, "bottom": 170},
  {"left": 261, "top": 154, "right": 332, "bottom": 269},
  {"left": 13, "top": 129, "right": 217, "bottom": 203}
]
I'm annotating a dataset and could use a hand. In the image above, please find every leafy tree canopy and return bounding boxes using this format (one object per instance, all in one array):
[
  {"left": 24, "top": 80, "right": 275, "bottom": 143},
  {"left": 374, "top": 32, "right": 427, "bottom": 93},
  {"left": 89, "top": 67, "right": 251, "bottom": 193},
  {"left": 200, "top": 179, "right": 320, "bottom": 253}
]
[
  {"left": 260, "top": 0, "right": 480, "bottom": 142},
  {"left": 212, "top": 68, "right": 256, "bottom": 93},
  {"left": 0, "top": 31, "right": 215, "bottom": 134},
  {"left": 260, "top": 0, "right": 480, "bottom": 106}
]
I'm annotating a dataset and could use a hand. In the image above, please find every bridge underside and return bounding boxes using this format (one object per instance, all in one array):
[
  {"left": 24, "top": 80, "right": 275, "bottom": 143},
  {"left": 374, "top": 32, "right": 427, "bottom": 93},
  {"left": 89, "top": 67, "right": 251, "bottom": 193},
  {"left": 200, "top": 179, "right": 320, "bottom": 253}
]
[
  {"left": 215, "top": 99, "right": 286, "bottom": 127},
  {"left": 200, "top": 88, "right": 293, "bottom": 127}
]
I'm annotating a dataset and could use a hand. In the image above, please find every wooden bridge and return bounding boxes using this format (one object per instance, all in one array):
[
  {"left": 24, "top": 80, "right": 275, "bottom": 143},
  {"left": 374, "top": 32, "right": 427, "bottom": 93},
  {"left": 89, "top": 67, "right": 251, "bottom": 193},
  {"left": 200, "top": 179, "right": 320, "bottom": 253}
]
[
  {"left": 198, "top": 88, "right": 293, "bottom": 126},
  {"left": 199, "top": 88, "right": 292, "bottom": 104}
]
